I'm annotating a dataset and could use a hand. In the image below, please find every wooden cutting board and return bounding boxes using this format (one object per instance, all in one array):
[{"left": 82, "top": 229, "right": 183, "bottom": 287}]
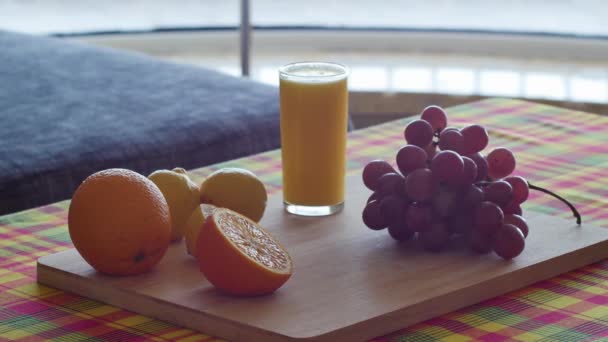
[{"left": 37, "top": 175, "right": 608, "bottom": 342}]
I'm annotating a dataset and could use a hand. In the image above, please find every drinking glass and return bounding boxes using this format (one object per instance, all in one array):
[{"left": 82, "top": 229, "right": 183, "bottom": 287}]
[{"left": 279, "top": 62, "right": 349, "bottom": 216}]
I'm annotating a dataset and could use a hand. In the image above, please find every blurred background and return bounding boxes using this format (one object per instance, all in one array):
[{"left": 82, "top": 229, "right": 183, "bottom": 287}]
[{"left": 3, "top": 0, "right": 607, "bottom": 127}]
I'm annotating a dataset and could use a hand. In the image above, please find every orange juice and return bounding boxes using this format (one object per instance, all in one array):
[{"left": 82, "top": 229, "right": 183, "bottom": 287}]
[{"left": 279, "top": 62, "right": 348, "bottom": 215}]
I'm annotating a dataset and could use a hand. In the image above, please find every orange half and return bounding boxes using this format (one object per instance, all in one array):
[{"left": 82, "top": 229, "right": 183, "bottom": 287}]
[{"left": 197, "top": 208, "right": 293, "bottom": 296}]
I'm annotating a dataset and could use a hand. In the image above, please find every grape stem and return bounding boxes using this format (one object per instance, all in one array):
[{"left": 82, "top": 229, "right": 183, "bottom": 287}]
[
  {"left": 475, "top": 181, "right": 582, "bottom": 225},
  {"left": 527, "top": 182, "right": 582, "bottom": 225},
  {"left": 433, "top": 129, "right": 441, "bottom": 146}
]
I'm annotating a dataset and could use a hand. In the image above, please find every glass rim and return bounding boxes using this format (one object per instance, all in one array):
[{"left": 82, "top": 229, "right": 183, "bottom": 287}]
[{"left": 279, "top": 61, "right": 349, "bottom": 82}]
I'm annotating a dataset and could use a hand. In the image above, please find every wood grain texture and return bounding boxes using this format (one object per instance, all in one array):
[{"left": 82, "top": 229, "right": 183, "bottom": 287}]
[{"left": 37, "top": 175, "right": 608, "bottom": 341}]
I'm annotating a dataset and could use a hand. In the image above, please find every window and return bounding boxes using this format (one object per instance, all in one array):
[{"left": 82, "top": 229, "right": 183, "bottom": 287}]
[{"left": 3, "top": 1, "right": 608, "bottom": 106}]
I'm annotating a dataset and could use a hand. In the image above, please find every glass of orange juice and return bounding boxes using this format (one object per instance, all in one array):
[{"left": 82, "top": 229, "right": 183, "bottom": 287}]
[{"left": 279, "top": 62, "right": 349, "bottom": 216}]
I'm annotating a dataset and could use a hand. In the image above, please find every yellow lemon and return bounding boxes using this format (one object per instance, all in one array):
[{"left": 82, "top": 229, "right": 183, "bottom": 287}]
[
  {"left": 148, "top": 168, "right": 200, "bottom": 241},
  {"left": 184, "top": 203, "right": 216, "bottom": 257},
  {"left": 199, "top": 168, "right": 267, "bottom": 222}
]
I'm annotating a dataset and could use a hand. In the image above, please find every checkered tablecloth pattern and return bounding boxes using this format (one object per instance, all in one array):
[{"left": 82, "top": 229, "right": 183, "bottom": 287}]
[{"left": 1, "top": 98, "right": 607, "bottom": 341}]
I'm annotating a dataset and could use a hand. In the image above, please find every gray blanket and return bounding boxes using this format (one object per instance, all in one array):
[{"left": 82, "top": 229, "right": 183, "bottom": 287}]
[{"left": 0, "top": 30, "right": 280, "bottom": 214}]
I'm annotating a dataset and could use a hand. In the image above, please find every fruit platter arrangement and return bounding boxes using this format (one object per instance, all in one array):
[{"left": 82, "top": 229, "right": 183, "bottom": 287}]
[
  {"left": 37, "top": 105, "right": 606, "bottom": 342},
  {"left": 67, "top": 165, "right": 291, "bottom": 296}
]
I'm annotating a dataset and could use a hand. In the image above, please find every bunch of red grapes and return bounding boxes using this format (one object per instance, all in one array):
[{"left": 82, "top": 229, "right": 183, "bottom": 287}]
[{"left": 362, "top": 105, "right": 530, "bottom": 260}]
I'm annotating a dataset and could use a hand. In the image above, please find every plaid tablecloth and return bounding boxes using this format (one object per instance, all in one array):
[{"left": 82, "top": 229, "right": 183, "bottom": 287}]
[{"left": 1, "top": 98, "right": 607, "bottom": 341}]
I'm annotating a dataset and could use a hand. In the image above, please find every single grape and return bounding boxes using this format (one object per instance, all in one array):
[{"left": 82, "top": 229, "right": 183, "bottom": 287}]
[
  {"left": 461, "top": 124, "right": 489, "bottom": 154},
  {"left": 419, "top": 221, "right": 450, "bottom": 252},
  {"left": 493, "top": 224, "right": 525, "bottom": 260},
  {"left": 487, "top": 147, "right": 516, "bottom": 180},
  {"left": 424, "top": 142, "right": 437, "bottom": 161},
  {"left": 362, "top": 200, "right": 387, "bottom": 230},
  {"left": 405, "top": 168, "right": 438, "bottom": 202},
  {"left": 449, "top": 212, "right": 473, "bottom": 235},
  {"left": 406, "top": 202, "right": 433, "bottom": 232},
  {"left": 459, "top": 156, "right": 478, "bottom": 188},
  {"left": 438, "top": 129, "right": 464, "bottom": 154},
  {"left": 430, "top": 150, "right": 464, "bottom": 186},
  {"left": 376, "top": 172, "right": 405, "bottom": 197},
  {"left": 474, "top": 201, "right": 504, "bottom": 236},
  {"left": 404, "top": 119, "right": 434, "bottom": 147},
  {"left": 420, "top": 105, "right": 448, "bottom": 133},
  {"left": 468, "top": 228, "right": 493, "bottom": 254},
  {"left": 502, "top": 200, "right": 523, "bottom": 216},
  {"left": 380, "top": 195, "right": 409, "bottom": 226},
  {"left": 483, "top": 180, "right": 513, "bottom": 208},
  {"left": 396, "top": 144, "right": 428, "bottom": 175},
  {"left": 432, "top": 189, "right": 458, "bottom": 218},
  {"left": 367, "top": 191, "right": 381, "bottom": 204},
  {"left": 504, "top": 214, "right": 529, "bottom": 238},
  {"left": 467, "top": 152, "right": 488, "bottom": 182},
  {"left": 505, "top": 176, "right": 529, "bottom": 204},
  {"left": 362, "top": 160, "right": 396, "bottom": 191},
  {"left": 388, "top": 221, "right": 415, "bottom": 242},
  {"left": 459, "top": 184, "right": 484, "bottom": 211}
]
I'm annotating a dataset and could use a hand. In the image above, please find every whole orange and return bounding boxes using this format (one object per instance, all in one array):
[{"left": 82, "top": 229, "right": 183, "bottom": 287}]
[{"left": 68, "top": 168, "right": 172, "bottom": 276}]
